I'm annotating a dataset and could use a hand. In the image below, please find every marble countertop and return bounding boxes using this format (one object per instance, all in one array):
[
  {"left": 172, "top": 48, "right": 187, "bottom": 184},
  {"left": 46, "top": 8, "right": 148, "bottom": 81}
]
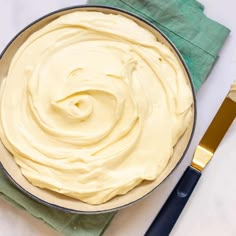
[{"left": 0, "top": 0, "right": 236, "bottom": 235}]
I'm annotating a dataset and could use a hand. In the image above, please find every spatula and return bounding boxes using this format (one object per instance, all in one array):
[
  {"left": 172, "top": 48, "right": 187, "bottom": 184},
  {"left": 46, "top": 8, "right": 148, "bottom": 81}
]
[{"left": 145, "top": 92, "right": 236, "bottom": 236}]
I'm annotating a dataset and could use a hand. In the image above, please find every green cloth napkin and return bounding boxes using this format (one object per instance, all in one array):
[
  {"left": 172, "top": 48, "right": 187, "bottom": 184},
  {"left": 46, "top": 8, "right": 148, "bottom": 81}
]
[
  {"left": 89, "top": 0, "right": 230, "bottom": 91},
  {"left": 0, "top": 0, "right": 230, "bottom": 235}
]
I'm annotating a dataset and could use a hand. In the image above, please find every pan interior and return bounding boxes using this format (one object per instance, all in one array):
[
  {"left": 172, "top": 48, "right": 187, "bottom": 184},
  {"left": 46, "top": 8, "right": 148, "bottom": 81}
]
[{"left": 0, "top": 6, "right": 195, "bottom": 213}]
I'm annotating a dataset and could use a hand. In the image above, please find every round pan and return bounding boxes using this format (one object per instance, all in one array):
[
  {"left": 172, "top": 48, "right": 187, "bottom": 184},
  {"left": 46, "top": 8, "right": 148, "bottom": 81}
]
[{"left": 0, "top": 5, "right": 196, "bottom": 214}]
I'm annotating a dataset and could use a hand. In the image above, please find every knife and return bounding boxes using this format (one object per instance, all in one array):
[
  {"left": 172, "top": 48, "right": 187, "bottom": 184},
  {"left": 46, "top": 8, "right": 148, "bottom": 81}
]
[{"left": 145, "top": 94, "right": 236, "bottom": 236}]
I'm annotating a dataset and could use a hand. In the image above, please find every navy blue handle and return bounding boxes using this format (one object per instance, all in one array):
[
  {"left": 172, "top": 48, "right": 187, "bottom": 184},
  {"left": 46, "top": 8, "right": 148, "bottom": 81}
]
[{"left": 145, "top": 166, "right": 201, "bottom": 236}]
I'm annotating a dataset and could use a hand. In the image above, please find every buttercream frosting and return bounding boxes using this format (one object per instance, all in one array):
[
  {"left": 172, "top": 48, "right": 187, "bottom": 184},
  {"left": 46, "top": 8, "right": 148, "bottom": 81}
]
[
  {"left": 228, "top": 81, "right": 236, "bottom": 102},
  {"left": 0, "top": 11, "right": 193, "bottom": 204}
]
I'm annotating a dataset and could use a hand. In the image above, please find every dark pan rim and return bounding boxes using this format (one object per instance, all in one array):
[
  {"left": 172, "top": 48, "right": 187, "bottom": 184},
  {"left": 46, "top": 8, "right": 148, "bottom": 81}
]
[{"left": 0, "top": 5, "right": 196, "bottom": 214}]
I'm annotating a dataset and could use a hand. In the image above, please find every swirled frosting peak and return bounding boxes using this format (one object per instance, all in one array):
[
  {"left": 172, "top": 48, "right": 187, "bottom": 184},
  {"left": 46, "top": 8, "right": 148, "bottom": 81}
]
[{"left": 0, "top": 11, "right": 193, "bottom": 204}]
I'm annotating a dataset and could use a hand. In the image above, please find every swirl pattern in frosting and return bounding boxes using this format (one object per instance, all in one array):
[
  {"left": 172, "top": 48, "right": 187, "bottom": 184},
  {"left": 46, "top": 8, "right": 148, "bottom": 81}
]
[{"left": 0, "top": 11, "right": 193, "bottom": 204}]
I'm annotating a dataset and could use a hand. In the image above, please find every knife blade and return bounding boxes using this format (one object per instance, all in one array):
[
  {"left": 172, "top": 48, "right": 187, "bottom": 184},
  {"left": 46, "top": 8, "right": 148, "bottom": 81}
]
[{"left": 145, "top": 94, "right": 236, "bottom": 236}]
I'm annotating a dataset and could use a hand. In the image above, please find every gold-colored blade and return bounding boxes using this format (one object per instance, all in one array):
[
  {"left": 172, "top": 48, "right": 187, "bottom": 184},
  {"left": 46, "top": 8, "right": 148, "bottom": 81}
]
[{"left": 192, "top": 97, "right": 236, "bottom": 172}]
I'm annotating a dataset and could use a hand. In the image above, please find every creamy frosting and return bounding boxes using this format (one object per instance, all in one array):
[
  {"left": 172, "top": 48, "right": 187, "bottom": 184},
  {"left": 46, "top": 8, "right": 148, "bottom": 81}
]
[
  {"left": 228, "top": 81, "right": 236, "bottom": 102},
  {"left": 0, "top": 11, "right": 193, "bottom": 204}
]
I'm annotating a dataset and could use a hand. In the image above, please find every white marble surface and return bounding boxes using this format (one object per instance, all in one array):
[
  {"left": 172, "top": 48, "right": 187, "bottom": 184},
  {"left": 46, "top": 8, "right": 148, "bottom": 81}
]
[{"left": 0, "top": 0, "right": 236, "bottom": 235}]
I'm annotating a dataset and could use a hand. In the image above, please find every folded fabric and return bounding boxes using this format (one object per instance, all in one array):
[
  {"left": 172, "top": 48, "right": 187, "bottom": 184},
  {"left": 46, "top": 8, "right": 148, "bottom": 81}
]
[
  {"left": 0, "top": 0, "right": 230, "bottom": 235},
  {"left": 89, "top": 0, "right": 230, "bottom": 91}
]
